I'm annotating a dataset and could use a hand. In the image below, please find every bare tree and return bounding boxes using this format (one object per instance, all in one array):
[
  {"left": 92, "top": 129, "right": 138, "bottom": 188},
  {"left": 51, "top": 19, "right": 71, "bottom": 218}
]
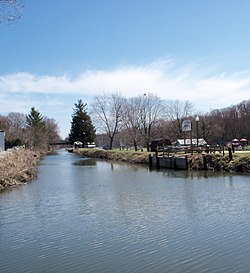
[
  {"left": 138, "top": 93, "right": 165, "bottom": 151},
  {"left": 203, "top": 110, "right": 226, "bottom": 145},
  {"left": 44, "top": 117, "right": 61, "bottom": 144},
  {"left": 236, "top": 100, "right": 250, "bottom": 140},
  {"left": 92, "top": 93, "right": 124, "bottom": 149},
  {"left": 192, "top": 99, "right": 250, "bottom": 146},
  {"left": 215, "top": 101, "right": 250, "bottom": 143},
  {"left": 165, "top": 99, "right": 194, "bottom": 139},
  {"left": 0, "top": 112, "right": 26, "bottom": 147},
  {"left": 7, "top": 112, "right": 26, "bottom": 141},
  {"left": 0, "top": 114, "right": 9, "bottom": 132},
  {"left": 1, "top": 110, "right": 61, "bottom": 150},
  {"left": 121, "top": 97, "right": 142, "bottom": 151},
  {"left": 0, "top": 0, "right": 24, "bottom": 25},
  {"left": 152, "top": 118, "right": 173, "bottom": 140}
]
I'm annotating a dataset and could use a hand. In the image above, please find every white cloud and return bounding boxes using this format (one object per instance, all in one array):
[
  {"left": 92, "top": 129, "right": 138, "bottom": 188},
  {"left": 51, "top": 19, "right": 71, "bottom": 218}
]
[
  {"left": 0, "top": 72, "right": 76, "bottom": 94},
  {"left": 0, "top": 58, "right": 250, "bottom": 133}
]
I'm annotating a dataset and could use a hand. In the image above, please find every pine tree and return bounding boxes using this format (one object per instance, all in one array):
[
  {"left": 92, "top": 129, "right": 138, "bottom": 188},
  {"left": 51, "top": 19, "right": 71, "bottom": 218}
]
[
  {"left": 69, "top": 100, "right": 96, "bottom": 145},
  {"left": 26, "top": 107, "right": 47, "bottom": 151}
]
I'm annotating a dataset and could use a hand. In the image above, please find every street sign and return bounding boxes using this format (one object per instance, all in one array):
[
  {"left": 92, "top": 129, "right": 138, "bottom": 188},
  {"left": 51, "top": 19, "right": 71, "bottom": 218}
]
[{"left": 182, "top": 120, "right": 192, "bottom": 132}]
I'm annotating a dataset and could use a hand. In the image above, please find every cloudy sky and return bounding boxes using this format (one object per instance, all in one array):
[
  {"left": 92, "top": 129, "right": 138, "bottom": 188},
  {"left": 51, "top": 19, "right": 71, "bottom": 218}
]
[{"left": 1, "top": 0, "right": 250, "bottom": 138}]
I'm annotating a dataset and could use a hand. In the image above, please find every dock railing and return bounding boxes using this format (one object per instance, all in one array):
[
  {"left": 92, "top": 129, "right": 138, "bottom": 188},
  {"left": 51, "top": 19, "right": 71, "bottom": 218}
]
[{"left": 156, "top": 145, "right": 225, "bottom": 157}]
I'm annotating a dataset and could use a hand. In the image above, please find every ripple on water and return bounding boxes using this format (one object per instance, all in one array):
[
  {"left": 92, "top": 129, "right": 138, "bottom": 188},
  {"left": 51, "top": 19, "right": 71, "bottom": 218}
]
[{"left": 1, "top": 153, "right": 250, "bottom": 273}]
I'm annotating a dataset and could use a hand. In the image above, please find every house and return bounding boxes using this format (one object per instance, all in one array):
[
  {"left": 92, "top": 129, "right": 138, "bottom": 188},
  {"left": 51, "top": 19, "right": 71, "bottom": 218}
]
[
  {"left": 176, "top": 138, "right": 207, "bottom": 147},
  {"left": 73, "top": 141, "right": 83, "bottom": 148},
  {"left": 150, "top": 138, "right": 172, "bottom": 152}
]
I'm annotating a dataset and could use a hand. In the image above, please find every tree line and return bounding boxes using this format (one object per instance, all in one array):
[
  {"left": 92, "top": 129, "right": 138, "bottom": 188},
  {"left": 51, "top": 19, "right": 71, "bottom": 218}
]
[
  {"left": 70, "top": 93, "right": 250, "bottom": 151},
  {"left": 1, "top": 95, "right": 249, "bottom": 152},
  {"left": 0, "top": 107, "right": 60, "bottom": 152}
]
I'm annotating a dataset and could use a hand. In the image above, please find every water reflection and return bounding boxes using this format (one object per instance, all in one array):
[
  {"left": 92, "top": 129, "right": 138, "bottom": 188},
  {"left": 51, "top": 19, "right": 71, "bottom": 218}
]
[
  {"left": 1, "top": 150, "right": 250, "bottom": 273},
  {"left": 72, "top": 158, "right": 96, "bottom": 166},
  {"left": 154, "top": 167, "right": 241, "bottom": 180}
]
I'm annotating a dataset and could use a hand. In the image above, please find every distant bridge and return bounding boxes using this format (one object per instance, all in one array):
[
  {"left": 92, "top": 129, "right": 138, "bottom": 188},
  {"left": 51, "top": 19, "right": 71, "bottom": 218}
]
[{"left": 49, "top": 140, "right": 71, "bottom": 146}]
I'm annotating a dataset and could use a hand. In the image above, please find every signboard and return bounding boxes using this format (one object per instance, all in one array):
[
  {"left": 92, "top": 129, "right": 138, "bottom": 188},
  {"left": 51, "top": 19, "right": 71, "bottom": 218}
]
[{"left": 182, "top": 120, "right": 192, "bottom": 132}]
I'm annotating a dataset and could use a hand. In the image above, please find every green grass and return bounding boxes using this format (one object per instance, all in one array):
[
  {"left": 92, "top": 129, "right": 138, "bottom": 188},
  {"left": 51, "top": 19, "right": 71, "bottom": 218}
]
[
  {"left": 80, "top": 147, "right": 151, "bottom": 154},
  {"left": 79, "top": 147, "right": 250, "bottom": 158},
  {"left": 233, "top": 151, "right": 250, "bottom": 157}
]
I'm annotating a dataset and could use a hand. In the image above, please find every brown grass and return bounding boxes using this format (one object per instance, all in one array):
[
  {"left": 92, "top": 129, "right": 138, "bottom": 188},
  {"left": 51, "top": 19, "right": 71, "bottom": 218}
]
[
  {"left": 0, "top": 149, "right": 40, "bottom": 192},
  {"left": 75, "top": 148, "right": 250, "bottom": 173},
  {"left": 74, "top": 148, "right": 150, "bottom": 164}
]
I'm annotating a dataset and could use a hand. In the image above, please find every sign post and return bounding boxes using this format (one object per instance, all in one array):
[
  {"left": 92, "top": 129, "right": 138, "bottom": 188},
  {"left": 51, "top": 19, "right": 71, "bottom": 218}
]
[
  {"left": 0, "top": 130, "right": 5, "bottom": 152},
  {"left": 182, "top": 120, "right": 192, "bottom": 152}
]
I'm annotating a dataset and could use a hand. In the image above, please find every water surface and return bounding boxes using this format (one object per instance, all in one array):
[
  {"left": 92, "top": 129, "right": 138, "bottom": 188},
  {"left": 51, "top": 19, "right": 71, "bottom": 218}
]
[{"left": 1, "top": 149, "right": 250, "bottom": 273}]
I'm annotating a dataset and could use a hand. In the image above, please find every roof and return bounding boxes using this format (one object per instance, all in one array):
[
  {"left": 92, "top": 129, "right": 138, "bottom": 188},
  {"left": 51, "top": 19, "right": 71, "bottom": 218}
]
[
  {"left": 151, "top": 138, "right": 171, "bottom": 142},
  {"left": 150, "top": 139, "right": 172, "bottom": 145},
  {"left": 176, "top": 138, "right": 207, "bottom": 146}
]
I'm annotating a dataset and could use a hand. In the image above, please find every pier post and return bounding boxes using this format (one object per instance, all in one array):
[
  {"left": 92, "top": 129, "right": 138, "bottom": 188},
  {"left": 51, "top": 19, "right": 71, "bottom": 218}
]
[
  {"left": 173, "top": 156, "right": 177, "bottom": 169},
  {"left": 156, "top": 156, "right": 160, "bottom": 169},
  {"left": 203, "top": 155, "right": 207, "bottom": 170},
  {"left": 149, "top": 154, "right": 153, "bottom": 168},
  {"left": 228, "top": 148, "right": 233, "bottom": 161},
  {"left": 185, "top": 155, "right": 188, "bottom": 170}
]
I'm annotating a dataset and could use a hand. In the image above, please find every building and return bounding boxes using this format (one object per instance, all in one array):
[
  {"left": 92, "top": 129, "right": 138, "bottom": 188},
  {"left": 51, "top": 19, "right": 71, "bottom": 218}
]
[
  {"left": 0, "top": 130, "right": 5, "bottom": 152},
  {"left": 176, "top": 138, "right": 207, "bottom": 147},
  {"left": 150, "top": 138, "right": 172, "bottom": 152}
]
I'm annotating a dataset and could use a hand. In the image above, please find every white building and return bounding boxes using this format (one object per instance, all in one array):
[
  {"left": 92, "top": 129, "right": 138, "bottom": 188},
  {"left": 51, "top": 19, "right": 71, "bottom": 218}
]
[
  {"left": 0, "top": 130, "right": 5, "bottom": 152},
  {"left": 176, "top": 138, "right": 207, "bottom": 146}
]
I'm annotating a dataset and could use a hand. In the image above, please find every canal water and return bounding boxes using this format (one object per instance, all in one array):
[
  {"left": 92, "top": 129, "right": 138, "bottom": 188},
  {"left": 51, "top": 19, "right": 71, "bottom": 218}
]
[{"left": 1, "top": 150, "right": 250, "bottom": 273}]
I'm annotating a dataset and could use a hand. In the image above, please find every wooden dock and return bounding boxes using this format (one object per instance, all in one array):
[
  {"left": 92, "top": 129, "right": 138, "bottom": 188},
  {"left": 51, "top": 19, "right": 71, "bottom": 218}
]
[
  {"left": 149, "top": 146, "right": 216, "bottom": 170},
  {"left": 149, "top": 154, "right": 188, "bottom": 170}
]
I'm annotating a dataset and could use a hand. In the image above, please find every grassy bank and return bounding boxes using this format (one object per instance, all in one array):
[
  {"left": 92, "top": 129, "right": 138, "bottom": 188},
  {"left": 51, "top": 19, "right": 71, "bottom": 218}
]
[
  {"left": 0, "top": 149, "right": 40, "bottom": 192},
  {"left": 205, "top": 153, "right": 250, "bottom": 173},
  {"left": 75, "top": 148, "right": 250, "bottom": 173},
  {"left": 74, "top": 148, "right": 150, "bottom": 164}
]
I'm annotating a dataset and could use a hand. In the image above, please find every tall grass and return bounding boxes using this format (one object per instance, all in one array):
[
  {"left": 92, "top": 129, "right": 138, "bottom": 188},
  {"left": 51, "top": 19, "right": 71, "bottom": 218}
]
[{"left": 0, "top": 149, "right": 40, "bottom": 191}]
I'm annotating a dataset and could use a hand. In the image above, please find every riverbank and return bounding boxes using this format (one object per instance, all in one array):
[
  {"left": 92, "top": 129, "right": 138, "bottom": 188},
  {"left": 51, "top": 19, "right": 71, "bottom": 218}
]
[
  {"left": 74, "top": 148, "right": 149, "bottom": 164},
  {"left": 0, "top": 149, "right": 40, "bottom": 192},
  {"left": 75, "top": 148, "right": 250, "bottom": 173},
  {"left": 189, "top": 153, "right": 250, "bottom": 173}
]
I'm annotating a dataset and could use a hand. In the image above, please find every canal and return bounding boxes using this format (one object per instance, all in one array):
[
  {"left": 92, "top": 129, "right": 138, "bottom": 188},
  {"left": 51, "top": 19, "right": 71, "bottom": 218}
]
[{"left": 1, "top": 149, "right": 250, "bottom": 273}]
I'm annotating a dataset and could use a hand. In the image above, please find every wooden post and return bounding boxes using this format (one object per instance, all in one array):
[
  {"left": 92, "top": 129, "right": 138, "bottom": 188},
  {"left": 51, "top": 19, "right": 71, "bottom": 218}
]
[
  {"left": 149, "top": 154, "right": 152, "bottom": 168},
  {"left": 185, "top": 155, "right": 188, "bottom": 170},
  {"left": 228, "top": 148, "right": 233, "bottom": 161},
  {"left": 156, "top": 155, "right": 160, "bottom": 169},
  {"left": 232, "top": 145, "right": 235, "bottom": 153},
  {"left": 173, "top": 156, "right": 177, "bottom": 169},
  {"left": 203, "top": 154, "right": 207, "bottom": 170}
]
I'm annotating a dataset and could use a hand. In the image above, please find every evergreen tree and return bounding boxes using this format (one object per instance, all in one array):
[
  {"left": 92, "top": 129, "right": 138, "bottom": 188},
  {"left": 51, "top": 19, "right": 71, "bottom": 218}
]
[
  {"left": 69, "top": 100, "right": 96, "bottom": 145},
  {"left": 26, "top": 107, "right": 47, "bottom": 151}
]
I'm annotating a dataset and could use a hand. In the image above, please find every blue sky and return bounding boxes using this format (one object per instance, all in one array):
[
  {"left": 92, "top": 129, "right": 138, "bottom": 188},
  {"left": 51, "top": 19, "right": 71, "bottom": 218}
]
[{"left": 1, "top": 0, "right": 250, "bottom": 138}]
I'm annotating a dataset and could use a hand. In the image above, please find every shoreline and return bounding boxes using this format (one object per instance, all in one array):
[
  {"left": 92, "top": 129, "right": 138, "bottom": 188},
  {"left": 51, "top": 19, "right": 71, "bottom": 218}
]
[
  {"left": 1, "top": 147, "right": 249, "bottom": 193},
  {"left": 75, "top": 148, "right": 250, "bottom": 174},
  {"left": 74, "top": 148, "right": 150, "bottom": 164},
  {"left": 0, "top": 149, "right": 41, "bottom": 192}
]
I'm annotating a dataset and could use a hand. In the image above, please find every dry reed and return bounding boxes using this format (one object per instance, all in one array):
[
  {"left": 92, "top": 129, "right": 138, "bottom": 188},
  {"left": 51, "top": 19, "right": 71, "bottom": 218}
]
[{"left": 0, "top": 149, "right": 40, "bottom": 191}]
